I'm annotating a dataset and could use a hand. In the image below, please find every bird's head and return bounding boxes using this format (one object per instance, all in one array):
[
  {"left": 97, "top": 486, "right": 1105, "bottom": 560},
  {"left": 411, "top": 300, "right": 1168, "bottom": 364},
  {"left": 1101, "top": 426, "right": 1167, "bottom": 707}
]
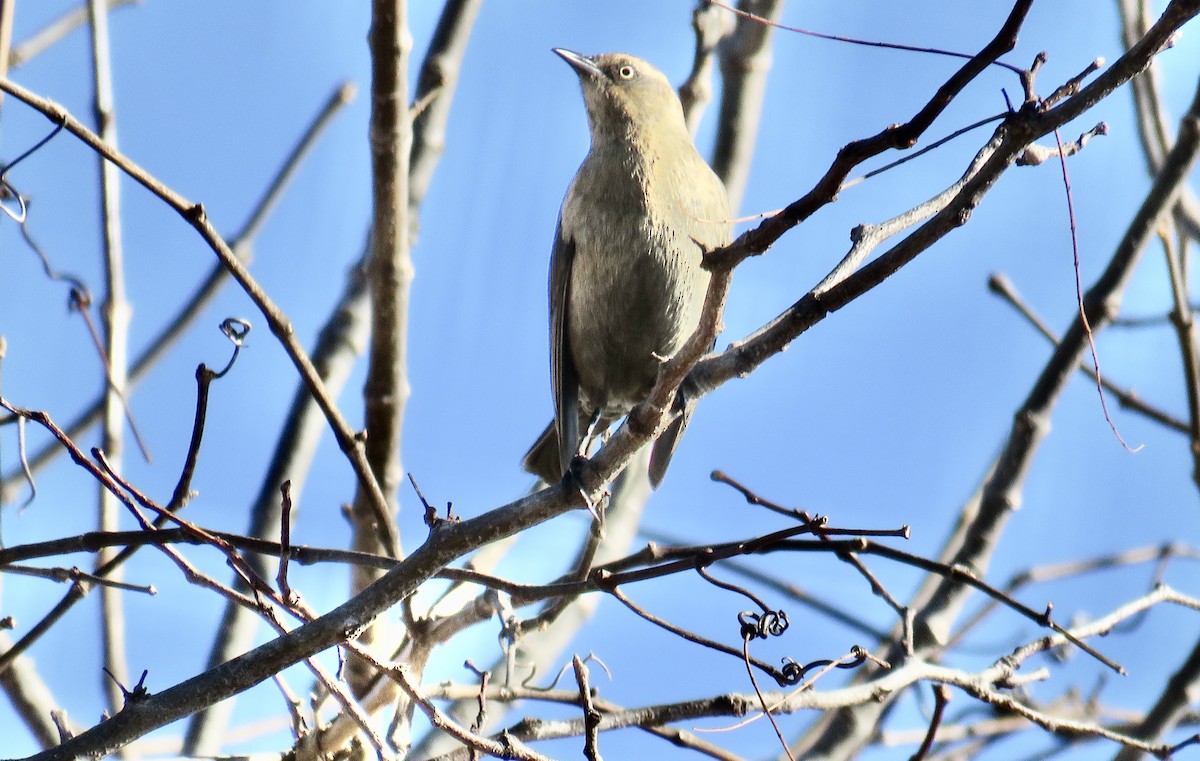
[{"left": 552, "top": 49, "right": 687, "bottom": 144}]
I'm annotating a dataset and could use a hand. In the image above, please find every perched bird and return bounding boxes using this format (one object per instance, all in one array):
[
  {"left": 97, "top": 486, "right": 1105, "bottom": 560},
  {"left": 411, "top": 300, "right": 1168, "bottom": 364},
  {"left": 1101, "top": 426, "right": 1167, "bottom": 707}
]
[{"left": 523, "top": 49, "right": 732, "bottom": 488}]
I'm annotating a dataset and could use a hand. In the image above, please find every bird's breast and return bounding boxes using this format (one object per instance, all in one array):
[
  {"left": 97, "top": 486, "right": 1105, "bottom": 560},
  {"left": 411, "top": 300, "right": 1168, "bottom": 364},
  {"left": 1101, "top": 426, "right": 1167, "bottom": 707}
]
[{"left": 562, "top": 192, "right": 709, "bottom": 411}]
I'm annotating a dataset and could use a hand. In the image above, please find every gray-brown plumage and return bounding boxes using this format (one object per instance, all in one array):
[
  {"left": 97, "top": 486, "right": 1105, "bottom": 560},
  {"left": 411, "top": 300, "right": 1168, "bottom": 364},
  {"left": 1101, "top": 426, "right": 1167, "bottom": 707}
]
[{"left": 523, "top": 49, "right": 732, "bottom": 488}]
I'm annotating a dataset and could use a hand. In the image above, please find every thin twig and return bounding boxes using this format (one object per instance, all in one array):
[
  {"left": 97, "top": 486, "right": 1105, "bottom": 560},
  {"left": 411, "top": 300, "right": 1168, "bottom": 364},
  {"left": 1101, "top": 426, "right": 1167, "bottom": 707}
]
[
  {"left": 1160, "top": 224, "right": 1200, "bottom": 487},
  {"left": 706, "top": 0, "right": 1024, "bottom": 77},
  {"left": 742, "top": 637, "right": 795, "bottom": 760},
  {"left": 1053, "top": 125, "right": 1140, "bottom": 451}
]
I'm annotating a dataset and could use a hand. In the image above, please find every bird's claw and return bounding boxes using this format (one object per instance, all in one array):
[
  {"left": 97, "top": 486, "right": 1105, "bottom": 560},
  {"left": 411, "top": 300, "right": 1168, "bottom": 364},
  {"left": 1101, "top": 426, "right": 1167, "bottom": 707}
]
[{"left": 564, "top": 455, "right": 606, "bottom": 526}]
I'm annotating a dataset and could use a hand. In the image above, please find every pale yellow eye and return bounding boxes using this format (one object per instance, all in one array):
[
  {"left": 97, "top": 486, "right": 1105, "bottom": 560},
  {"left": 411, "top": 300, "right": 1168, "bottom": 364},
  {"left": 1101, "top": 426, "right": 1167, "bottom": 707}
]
[{"left": 617, "top": 64, "right": 636, "bottom": 80}]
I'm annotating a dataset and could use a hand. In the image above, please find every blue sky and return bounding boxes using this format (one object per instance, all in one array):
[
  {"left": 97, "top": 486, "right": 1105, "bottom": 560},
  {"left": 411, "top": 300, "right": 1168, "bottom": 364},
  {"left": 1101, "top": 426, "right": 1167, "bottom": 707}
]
[{"left": 2, "top": 2, "right": 1200, "bottom": 759}]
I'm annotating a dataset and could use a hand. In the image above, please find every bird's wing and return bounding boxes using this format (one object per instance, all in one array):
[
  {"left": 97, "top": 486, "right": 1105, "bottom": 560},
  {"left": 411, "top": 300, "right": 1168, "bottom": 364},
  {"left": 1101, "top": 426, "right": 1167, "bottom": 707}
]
[
  {"left": 549, "top": 221, "right": 580, "bottom": 476},
  {"left": 650, "top": 166, "right": 732, "bottom": 487}
]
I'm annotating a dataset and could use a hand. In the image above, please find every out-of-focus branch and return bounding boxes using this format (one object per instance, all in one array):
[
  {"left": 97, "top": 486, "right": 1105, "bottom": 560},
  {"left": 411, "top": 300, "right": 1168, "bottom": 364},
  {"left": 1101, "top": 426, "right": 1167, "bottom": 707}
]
[
  {"left": 408, "top": 0, "right": 481, "bottom": 210},
  {"left": 1113, "top": 636, "right": 1200, "bottom": 760},
  {"left": 8, "top": 0, "right": 141, "bottom": 69},
  {"left": 0, "top": 0, "right": 13, "bottom": 110},
  {"left": 86, "top": 0, "right": 132, "bottom": 723},
  {"left": 0, "top": 634, "right": 78, "bottom": 750},
  {"left": 1118, "top": 0, "right": 1200, "bottom": 242},
  {"left": 341, "top": 0, "right": 455, "bottom": 716},
  {"left": 1160, "top": 228, "right": 1200, "bottom": 487},
  {"left": 1107, "top": 248, "right": 1200, "bottom": 761},
  {"left": 711, "top": 0, "right": 785, "bottom": 211},
  {"left": 987, "top": 271, "right": 1191, "bottom": 435},
  {"left": 949, "top": 541, "right": 1200, "bottom": 649},
  {"left": 679, "top": 1, "right": 732, "bottom": 135},
  {"left": 1107, "top": 22, "right": 1200, "bottom": 740}
]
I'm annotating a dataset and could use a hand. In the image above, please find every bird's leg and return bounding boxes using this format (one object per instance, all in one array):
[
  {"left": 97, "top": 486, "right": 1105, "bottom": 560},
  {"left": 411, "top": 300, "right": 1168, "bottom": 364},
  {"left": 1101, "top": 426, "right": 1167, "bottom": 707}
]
[
  {"left": 579, "top": 406, "right": 604, "bottom": 456},
  {"left": 555, "top": 407, "right": 606, "bottom": 524}
]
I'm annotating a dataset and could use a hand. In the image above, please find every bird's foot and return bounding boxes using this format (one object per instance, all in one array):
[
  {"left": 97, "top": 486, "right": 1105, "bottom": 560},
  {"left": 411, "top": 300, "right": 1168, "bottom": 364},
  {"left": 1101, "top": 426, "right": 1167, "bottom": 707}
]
[{"left": 564, "top": 454, "right": 607, "bottom": 527}]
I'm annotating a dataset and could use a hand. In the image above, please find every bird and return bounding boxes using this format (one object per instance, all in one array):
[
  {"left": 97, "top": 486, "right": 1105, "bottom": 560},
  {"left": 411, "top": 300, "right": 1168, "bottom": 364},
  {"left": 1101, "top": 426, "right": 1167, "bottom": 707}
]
[{"left": 522, "top": 48, "right": 732, "bottom": 489}]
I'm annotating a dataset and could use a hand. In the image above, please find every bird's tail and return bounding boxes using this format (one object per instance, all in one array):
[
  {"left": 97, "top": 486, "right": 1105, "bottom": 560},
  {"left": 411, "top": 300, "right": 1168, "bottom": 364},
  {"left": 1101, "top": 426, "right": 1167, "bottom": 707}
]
[
  {"left": 522, "top": 420, "right": 562, "bottom": 485},
  {"left": 648, "top": 404, "right": 693, "bottom": 488}
]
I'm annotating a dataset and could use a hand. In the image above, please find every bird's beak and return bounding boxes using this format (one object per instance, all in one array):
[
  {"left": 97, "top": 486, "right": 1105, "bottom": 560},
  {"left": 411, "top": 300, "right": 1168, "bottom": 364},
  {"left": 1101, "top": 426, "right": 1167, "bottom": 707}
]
[{"left": 552, "top": 48, "right": 603, "bottom": 80}]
